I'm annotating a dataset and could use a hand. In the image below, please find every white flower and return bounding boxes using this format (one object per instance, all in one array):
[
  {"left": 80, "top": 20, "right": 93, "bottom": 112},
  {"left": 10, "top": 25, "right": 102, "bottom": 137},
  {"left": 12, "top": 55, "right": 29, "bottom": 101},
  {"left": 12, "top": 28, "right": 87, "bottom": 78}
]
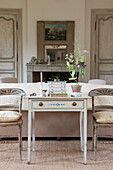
[
  {"left": 70, "top": 55, "right": 73, "bottom": 59},
  {"left": 83, "top": 50, "right": 88, "bottom": 53}
]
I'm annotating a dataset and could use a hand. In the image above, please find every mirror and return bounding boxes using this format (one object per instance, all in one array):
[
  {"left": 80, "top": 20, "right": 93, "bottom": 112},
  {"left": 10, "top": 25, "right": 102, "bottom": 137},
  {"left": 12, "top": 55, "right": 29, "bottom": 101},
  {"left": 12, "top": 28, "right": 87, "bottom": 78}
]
[{"left": 45, "top": 45, "right": 67, "bottom": 64}]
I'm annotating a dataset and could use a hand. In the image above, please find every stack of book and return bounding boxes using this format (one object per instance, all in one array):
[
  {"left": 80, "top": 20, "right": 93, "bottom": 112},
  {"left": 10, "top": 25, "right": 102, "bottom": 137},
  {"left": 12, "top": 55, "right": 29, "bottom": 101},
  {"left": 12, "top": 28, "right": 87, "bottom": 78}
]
[{"left": 48, "top": 81, "right": 68, "bottom": 97}]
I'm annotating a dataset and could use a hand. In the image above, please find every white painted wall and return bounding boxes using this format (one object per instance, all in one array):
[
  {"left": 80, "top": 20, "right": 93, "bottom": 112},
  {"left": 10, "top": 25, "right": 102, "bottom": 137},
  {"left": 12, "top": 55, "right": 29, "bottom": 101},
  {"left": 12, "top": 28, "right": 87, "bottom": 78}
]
[
  {"left": 0, "top": 0, "right": 113, "bottom": 82},
  {"left": 26, "top": 0, "right": 85, "bottom": 62}
]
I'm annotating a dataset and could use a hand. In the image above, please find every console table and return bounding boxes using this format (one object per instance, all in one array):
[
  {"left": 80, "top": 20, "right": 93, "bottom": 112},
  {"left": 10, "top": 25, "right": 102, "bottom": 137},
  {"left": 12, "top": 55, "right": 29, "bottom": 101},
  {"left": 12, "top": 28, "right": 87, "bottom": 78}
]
[{"left": 27, "top": 95, "right": 89, "bottom": 164}]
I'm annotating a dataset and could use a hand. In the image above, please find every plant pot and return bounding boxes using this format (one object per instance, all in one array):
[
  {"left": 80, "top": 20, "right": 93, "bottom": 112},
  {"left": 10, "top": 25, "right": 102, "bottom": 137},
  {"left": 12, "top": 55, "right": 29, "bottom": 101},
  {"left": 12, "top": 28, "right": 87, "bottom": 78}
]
[
  {"left": 71, "top": 85, "right": 82, "bottom": 92},
  {"left": 54, "top": 79, "right": 60, "bottom": 81}
]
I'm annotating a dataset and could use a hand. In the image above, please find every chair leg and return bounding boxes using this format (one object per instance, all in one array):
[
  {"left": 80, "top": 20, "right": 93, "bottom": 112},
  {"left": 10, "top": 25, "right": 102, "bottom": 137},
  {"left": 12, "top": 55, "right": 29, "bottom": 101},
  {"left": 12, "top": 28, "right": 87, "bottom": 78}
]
[
  {"left": 92, "top": 120, "right": 95, "bottom": 151},
  {"left": 18, "top": 125, "right": 22, "bottom": 160},
  {"left": 92, "top": 126, "right": 94, "bottom": 151},
  {"left": 94, "top": 126, "right": 97, "bottom": 161}
]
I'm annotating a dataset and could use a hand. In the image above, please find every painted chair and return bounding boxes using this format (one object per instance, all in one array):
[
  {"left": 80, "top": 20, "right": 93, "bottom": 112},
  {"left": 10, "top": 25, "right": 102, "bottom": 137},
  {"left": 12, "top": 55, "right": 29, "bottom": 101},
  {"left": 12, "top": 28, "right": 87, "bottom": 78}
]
[
  {"left": 88, "top": 79, "right": 106, "bottom": 85},
  {"left": 0, "top": 88, "right": 26, "bottom": 160},
  {"left": 88, "top": 88, "right": 113, "bottom": 160}
]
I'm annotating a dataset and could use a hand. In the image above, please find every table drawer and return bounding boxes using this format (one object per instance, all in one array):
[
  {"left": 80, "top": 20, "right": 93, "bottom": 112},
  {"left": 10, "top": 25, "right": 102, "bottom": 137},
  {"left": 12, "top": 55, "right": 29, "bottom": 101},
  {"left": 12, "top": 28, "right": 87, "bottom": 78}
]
[{"left": 32, "top": 100, "right": 84, "bottom": 109}]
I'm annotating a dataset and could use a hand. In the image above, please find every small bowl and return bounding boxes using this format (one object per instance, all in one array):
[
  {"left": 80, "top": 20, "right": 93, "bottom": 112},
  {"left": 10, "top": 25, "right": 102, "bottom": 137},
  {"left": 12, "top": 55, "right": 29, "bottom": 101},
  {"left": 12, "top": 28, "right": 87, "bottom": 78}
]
[{"left": 42, "top": 90, "right": 47, "bottom": 93}]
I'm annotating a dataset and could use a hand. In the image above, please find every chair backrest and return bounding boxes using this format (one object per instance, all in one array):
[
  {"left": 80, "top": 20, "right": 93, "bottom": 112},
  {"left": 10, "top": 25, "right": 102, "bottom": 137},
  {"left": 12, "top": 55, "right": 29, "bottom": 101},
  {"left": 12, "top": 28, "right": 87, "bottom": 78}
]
[
  {"left": 0, "top": 88, "right": 26, "bottom": 113},
  {"left": 88, "top": 88, "right": 113, "bottom": 113},
  {"left": 88, "top": 88, "right": 113, "bottom": 97},
  {"left": 0, "top": 77, "right": 18, "bottom": 83},
  {"left": 88, "top": 79, "right": 106, "bottom": 85}
]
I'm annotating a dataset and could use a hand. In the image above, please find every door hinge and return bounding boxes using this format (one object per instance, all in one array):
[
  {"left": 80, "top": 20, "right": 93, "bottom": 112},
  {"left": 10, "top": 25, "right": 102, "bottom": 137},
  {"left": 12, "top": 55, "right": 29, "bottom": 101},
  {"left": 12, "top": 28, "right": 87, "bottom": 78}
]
[
  {"left": 16, "top": 21, "right": 18, "bottom": 30},
  {"left": 94, "top": 54, "right": 96, "bottom": 63},
  {"left": 95, "top": 21, "right": 96, "bottom": 30},
  {"left": 17, "top": 53, "right": 18, "bottom": 62}
]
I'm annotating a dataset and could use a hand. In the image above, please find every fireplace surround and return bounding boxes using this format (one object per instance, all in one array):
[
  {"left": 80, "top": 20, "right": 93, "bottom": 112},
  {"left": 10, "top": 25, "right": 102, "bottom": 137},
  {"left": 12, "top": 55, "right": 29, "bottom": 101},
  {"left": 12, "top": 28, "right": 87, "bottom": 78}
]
[{"left": 26, "top": 64, "right": 69, "bottom": 82}]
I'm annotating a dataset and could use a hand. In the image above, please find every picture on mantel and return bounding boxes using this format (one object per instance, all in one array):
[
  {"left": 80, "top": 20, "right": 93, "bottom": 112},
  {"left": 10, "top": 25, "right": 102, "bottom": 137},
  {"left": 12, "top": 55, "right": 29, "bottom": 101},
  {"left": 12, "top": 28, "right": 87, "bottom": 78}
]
[{"left": 45, "top": 24, "right": 67, "bottom": 40}]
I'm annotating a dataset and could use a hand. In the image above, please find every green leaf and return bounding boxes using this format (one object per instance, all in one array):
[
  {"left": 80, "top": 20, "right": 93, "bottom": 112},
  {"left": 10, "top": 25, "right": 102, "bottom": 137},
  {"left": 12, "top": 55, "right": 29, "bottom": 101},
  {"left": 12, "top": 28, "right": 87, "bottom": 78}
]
[
  {"left": 83, "top": 69, "right": 86, "bottom": 75},
  {"left": 82, "top": 69, "right": 86, "bottom": 79},
  {"left": 84, "top": 55, "right": 86, "bottom": 61},
  {"left": 72, "top": 70, "right": 75, "bottom": 77},
  {"left": 69, "top": 77, "right": 77, "bottom": 80},
  {"left": 66, "top": 61, "right": 69, "bottom": 67},
  {"left": 79, "top": 58, "right": 84, "bottom": 62}
]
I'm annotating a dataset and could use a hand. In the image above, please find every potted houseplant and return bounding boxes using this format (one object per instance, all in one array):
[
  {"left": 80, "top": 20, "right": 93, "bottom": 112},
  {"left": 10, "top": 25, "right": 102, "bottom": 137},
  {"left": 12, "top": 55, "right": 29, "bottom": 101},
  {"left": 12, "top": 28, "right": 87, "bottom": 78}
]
[
  {"left": 65, "top": 47, "right": 88, "bottom": 92},
  {"left": 48, "top": 73, "right": 62, "bottom": 81}
]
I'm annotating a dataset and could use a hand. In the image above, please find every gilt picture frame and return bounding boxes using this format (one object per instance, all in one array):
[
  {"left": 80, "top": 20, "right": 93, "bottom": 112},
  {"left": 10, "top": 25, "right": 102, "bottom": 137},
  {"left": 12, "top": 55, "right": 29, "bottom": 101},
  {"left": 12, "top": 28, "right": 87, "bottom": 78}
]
[{"left": 45, "top": 23, "right": 67, "bottom": 41}]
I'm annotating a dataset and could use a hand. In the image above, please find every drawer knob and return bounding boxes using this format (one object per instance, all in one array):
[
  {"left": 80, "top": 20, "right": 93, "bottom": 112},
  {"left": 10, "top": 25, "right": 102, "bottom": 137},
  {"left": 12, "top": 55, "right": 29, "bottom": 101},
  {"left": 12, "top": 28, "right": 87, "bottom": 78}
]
[
  {"left": 72, "top": 102, "right": 77, "bottom": 106},
  {"left": 39, "top": 102, "right": 43, "bottom": 106}
]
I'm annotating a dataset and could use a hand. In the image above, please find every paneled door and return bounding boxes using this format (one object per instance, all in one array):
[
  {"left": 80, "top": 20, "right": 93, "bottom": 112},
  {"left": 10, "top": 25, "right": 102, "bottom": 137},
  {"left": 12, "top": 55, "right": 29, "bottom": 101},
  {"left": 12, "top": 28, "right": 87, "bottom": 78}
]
[
  {"left": 0, "top": 9, "right": 22, "bottom": 82},
  {"left": 91, "top": 9, "right": 113, "bottom": 85}
]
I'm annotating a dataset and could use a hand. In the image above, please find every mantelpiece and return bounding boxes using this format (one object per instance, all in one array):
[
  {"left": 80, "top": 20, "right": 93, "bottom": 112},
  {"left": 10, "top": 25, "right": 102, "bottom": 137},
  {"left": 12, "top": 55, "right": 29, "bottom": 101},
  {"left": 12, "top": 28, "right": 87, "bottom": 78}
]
[{"left": 26, "top": 64, "right": 69, "bottom": 82}]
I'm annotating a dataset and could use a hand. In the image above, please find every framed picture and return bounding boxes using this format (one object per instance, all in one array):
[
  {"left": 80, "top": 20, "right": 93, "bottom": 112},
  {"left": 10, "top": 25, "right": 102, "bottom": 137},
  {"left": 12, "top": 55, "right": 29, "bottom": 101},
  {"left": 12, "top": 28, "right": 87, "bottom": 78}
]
[{"left": 45, "top": 23, "right": 67, "bottom": 40}]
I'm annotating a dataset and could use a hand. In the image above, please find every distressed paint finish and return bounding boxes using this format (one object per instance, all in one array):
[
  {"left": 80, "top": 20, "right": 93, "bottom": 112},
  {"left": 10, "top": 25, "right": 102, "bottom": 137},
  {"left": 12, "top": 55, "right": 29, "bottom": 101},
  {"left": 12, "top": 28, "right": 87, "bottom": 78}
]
[
  {"left": 88, "top": 88, "right": 113, "bottom": 96},
  {"left": 0, "top": 88, "right": 25, "bottom": 96},
  {"left": 0, "top": 9, "right": 22, "bottom": 82},
  {"left": 26, "top": 64, "right": 69, "bottom": 83},
  {"left": 0, "top": 17, "right": 14, "bottom": 59},
  {"left": 91, "top": 10, "right": 113, "bottom": 85},
  {"left": 27, "top": 96, "right": 89, "bottom": 164}
]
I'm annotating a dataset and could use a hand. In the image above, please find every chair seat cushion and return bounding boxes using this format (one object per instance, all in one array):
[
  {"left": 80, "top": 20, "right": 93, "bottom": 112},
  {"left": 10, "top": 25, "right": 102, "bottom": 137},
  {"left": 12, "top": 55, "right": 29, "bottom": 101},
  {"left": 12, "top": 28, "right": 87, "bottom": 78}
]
[
  {"left": 93, "top": 111, "right": 113, "bottom": 123},
  {"left": 0, "top": 111, "right": 22, "bottom": 122}
]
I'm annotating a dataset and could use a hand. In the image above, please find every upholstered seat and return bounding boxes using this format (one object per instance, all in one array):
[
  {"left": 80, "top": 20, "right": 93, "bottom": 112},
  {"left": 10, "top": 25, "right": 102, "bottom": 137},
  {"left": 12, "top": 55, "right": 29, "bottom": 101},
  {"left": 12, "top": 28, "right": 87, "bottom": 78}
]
[
  {"left": 0, "top": 111, "right": 22, "bottom": 122},
  {"left": 93, "top": 111, "right": 113, "bottom": 123}
]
